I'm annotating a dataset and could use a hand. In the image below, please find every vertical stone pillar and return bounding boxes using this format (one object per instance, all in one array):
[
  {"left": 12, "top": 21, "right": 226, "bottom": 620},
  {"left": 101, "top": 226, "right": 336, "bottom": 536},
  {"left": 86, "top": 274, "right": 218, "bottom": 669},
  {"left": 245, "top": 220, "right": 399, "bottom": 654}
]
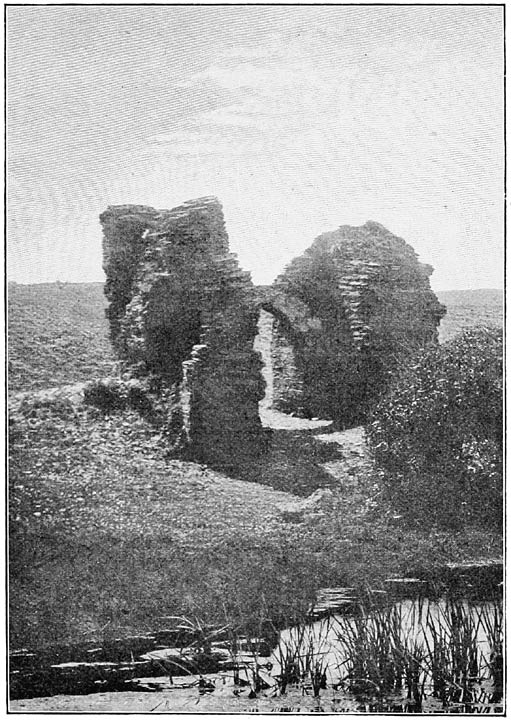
[{"left": 100, "top": 197, "right": 266, "bottom": 466}]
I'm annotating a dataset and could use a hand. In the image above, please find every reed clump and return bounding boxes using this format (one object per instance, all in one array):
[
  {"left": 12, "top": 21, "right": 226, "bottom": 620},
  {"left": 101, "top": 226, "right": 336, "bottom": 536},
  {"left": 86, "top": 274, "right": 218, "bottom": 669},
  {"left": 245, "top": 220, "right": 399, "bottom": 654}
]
[{"left": 331, "top": 597, "right": 503, "bottom": 711}]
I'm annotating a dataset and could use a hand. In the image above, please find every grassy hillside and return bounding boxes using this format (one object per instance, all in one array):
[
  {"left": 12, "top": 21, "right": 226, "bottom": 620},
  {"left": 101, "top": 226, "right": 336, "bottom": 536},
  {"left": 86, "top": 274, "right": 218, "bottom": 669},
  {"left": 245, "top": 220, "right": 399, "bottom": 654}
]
[
  {"left": 8, "top": 282, "right": 117, "bottom": 393},
  {"left": 9, "top": 393, "right": 312, "bottom": 648},
  {"left": 10, "top": 392, "right": 499, "bottom": 651},
  {"left": 437, "top": 288, "right": 503, "bottom": 343}
]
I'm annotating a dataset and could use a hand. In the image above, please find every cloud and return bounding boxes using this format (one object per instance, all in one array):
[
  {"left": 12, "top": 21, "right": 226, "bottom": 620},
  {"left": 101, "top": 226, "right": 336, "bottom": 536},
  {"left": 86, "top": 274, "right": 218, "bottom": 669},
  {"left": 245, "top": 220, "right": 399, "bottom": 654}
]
[
  {"left": 142, "top": 126, "right": 256, "bottom": 159},
  {"left": 134, "top": 20, "right": 502, "bottom": 286},
  {"left": 7, "top": 6, "right": 502, "bottom": 289}
]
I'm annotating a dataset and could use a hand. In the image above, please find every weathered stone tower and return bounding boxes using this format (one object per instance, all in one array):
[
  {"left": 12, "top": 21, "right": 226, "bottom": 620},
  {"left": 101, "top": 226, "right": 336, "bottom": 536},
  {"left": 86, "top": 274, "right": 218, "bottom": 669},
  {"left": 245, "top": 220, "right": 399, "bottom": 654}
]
[
  {"left": 270, "top": 221, "right": 446, "bottom": 426},
  {"left": 100, "top": 197, "right": 266, "bottom": 468}
]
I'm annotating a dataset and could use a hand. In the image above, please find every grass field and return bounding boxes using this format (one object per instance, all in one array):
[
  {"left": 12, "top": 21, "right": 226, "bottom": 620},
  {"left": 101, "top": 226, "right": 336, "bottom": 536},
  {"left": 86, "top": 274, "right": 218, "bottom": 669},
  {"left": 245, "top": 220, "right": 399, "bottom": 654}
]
[
  {"left": 8, "top": 282, "right": 117, "bottom": 393},
  {"left": 8, "top": 283, "right": 503, "bottom": 652},
  {"left": 436, "top": 288, "right": 503, "bottom": 343},
  {"left": 9, "top": 393, "right": 500, "bottom": 651}
]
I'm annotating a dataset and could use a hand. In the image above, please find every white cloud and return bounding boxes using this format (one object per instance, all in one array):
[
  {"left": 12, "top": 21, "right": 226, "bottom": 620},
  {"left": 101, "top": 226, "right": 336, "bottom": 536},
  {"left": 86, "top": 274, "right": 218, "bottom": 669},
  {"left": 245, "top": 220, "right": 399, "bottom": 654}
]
[{"left": 9, "top": 7, "right": 502, "bottom": 289}]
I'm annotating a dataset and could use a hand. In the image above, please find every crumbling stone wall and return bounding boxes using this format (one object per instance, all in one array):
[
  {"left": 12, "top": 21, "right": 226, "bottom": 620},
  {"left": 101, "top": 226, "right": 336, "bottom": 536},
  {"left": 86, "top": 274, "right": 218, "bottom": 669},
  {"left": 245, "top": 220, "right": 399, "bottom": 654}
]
[
  {"left": 101, "top": 197, "right": 266, "bottom": 467},
  {"left": 100, "top": 205, "right": 159, "bottom": 351},
  {"left": 270, "top": 321, "right": 304, "bottom": 415},
  {"left": 272, "top": 221, "right": 446, "bottom": 426}
]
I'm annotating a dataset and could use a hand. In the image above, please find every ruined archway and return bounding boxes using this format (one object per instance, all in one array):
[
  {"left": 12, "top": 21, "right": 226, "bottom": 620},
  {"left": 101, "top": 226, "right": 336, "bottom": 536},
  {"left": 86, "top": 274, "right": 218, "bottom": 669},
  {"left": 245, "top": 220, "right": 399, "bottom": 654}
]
[
  {"left": 253, "top": 286, "right": 363, "bottom": 426},
  {"left": 101, "top": 198, "right": 445, "bottom": 465},
  {"left": 254, "top": 307, "right": 305, "bottom": 421}
]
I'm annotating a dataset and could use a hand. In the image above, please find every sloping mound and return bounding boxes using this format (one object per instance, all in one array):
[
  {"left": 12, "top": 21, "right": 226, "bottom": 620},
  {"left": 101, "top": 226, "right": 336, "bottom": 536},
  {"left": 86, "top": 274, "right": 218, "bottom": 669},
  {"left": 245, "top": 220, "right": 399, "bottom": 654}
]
[
  {"left": 9, "top": 396, "right": 304, "bottom": 648},
  {"left": 9, "top": 398, "right": 294, "bottom": 541}
]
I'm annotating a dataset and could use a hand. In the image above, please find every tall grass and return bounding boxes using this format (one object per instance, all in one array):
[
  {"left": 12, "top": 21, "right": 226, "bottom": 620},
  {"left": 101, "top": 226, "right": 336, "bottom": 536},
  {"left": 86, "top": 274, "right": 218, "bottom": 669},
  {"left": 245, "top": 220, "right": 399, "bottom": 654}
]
[
  {"left": 331, "top": 597, "right": 503, "bottom": 711},
  {"left": 422, "top": 599, "right": 504, "bottom": 708},
  {"left": 480, "top": 602, "right": 504, "bottom": 702},
  {"left": 333, "top": 599, "right": 428, "bottom": 707},
  {"left": 271, "top": 616, "right": 332, "bottom": 697}
]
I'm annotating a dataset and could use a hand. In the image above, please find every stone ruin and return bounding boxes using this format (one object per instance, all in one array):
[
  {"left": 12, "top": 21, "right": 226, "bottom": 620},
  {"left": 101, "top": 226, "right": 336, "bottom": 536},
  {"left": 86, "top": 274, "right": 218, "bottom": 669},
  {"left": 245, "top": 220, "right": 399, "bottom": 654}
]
[
  {"left": 100, "top": 197, "right": 266, "bottom": 468},
  {"left": 267, "top": 221, "right": 446, "bottom": 426},
  {"left": 100, "top": 198, "right": 445, "bottom": 463}
]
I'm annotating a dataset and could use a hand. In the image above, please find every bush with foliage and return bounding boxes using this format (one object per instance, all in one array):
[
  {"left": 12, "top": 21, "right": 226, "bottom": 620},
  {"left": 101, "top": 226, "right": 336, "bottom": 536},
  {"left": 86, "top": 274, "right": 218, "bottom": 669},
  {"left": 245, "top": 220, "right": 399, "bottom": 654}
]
[
  {"left": 83, "top": 377, "right": 169, "bottom": 423},
  {"left": 367, "top": 327, "right": 503, "bottom": 528}
]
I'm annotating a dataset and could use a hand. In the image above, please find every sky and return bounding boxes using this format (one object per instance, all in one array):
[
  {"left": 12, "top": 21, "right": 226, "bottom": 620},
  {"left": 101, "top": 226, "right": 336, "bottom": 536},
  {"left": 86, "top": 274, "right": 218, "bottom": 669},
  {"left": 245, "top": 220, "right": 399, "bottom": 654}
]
[{"left": 7, "top": 5, "right": 504, "bottom": 291}]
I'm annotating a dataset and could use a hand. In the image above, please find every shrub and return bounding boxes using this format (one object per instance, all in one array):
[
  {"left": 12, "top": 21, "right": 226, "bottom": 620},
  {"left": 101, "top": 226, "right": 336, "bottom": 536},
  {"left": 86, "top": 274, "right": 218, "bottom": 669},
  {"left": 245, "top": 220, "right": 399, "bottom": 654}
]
[
  {"left": 83, "top": 377, "right": 161, "bottom": 420},
  {"left": 83, "top": 378, "right": 130, "bottom": 412},
  {"left": 367, "top": 328, "right": 503, "bottom": 528}
]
